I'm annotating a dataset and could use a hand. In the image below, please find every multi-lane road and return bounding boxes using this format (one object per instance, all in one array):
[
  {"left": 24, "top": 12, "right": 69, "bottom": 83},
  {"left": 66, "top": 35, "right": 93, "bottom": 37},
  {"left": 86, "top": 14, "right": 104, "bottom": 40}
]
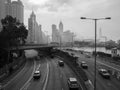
[
  {"left": 67, "top": 50, "right": 120, "bottom": 90},
  {"left": 2, "top": 49, "right": 120, "bottom": 90},
  {"left": 26, "top": 57, "right": 82, "bottom": 90},
  {"left": 3, "top": 56, "right": 82, "bottom": 90}
]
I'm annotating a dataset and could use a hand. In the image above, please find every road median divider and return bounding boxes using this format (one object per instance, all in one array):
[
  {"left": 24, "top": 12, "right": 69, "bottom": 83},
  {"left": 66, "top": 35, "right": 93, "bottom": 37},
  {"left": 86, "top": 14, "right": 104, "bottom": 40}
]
[{"left": 54, "top": 49, "right": 89, "bottom": 90}]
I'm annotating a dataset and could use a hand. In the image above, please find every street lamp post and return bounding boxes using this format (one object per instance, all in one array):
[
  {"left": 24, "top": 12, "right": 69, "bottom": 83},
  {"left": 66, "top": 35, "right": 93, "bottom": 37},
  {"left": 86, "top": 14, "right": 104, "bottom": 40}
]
[{"left": 80, "top": 17, "right": 111, "bottom": 90}]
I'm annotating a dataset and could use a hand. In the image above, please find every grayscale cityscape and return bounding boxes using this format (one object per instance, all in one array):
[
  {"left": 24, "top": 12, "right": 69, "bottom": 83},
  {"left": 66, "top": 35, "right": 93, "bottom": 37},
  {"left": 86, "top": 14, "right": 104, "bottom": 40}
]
[{"left": 0, "top": 0, "right": 120, "bottom": 90}]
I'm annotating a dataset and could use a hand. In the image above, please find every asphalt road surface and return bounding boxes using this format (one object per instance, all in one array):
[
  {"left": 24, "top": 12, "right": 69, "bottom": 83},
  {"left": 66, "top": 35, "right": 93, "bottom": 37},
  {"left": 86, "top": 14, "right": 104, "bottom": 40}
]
[
  {"left": 3, "top": 57, "right": 83, "bottom": 90},
  {"left": 67, "top": 50, "right": 120, "bottom": 90},
  {"left": 27, "top": 57, "right": 83, "bottom": 90},
  {"left": 4, "top": 48, "right": 120, "bottom": 90}
]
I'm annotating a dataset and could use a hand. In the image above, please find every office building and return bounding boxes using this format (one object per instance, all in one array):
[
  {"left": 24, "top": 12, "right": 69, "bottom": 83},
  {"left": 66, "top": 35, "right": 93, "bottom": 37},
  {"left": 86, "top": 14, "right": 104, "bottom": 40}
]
[
  {"left": 5, "top": 0, "right": 12, "bottom": 16},
  {"left": 59, "top": 21, "right": 63, "bottom": 33},
  {"left": 0, "top": 0, "right": 6, "bottom": 31},
  {"left": 27, "top": 11, "right": 44, "bottom": 44},
  {"left": 28, "top": 11, "right": 36, "bottom": 43},
  {"left": 11, "top": 0, "right": 24, "bottom": 23}
]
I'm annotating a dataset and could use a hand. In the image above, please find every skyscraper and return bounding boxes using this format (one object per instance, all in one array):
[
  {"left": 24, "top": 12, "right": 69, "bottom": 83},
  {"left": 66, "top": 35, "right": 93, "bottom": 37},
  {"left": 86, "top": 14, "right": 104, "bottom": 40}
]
[
  {"left": 38, "top": 25, "right": 43, "bottom": 44},
  {"left": 27, "top": 11, "right": 44, "bottom": 44},
  {"left": 5, "top": 0, "right": 12, "bottom": 16},
  {"left": 52, "top": 24, "right": 59, "bottom": 42},
  {"left": 0, "top": 0, "right": 24, "bottom": 31},
  {"left": 0, "top": 0, "right": 6, "bottom": 31},
  {"left": 28, "top": 11, "right": 36, "bottom": 43},
  {"left": 59, "top": 21, "right": 63, "bottom": 33},
  {"left": 11, "top": 0, "right": 24, "bottom": 23}
]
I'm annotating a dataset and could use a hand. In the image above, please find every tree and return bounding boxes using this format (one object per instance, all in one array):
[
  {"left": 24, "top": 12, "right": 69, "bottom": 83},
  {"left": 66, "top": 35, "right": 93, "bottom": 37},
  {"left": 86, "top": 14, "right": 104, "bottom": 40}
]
[
  {"left": 117, "top": 40, "right": 120, "bottom": 49},
  {"left": 0, "top": 15, "right": 28, "bottom": 48}
]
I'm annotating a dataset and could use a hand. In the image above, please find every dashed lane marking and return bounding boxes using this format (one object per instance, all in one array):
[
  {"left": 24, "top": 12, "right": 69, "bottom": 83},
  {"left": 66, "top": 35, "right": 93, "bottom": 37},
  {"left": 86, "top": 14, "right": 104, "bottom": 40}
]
[
  {"left": 20, "top": 60, "right": 36, "bottom": 90},
  {"left": 43, "top": 63, "right": 49, "bottom": 90},
  {"left": 3, "top": 61, "right": 29, "bottom": 88}
]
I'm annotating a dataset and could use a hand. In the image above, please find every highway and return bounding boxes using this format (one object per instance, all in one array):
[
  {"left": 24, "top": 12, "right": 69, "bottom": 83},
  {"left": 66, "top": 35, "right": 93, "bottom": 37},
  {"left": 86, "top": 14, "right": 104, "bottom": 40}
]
[
  {"left": 3, "top": 49, "right": 120, "bottom": 90},
  {"left": 3, "top": 60, "right": 35, "bottom": 90},
  {"left": 67, "top": 50, "right": 120, "bottom": 90},
  {"left": 3, "top": 51, "right": 82, "bottom": 90},
  {"left": 26, "top": 57, "right": 82, "bottom": 90}
]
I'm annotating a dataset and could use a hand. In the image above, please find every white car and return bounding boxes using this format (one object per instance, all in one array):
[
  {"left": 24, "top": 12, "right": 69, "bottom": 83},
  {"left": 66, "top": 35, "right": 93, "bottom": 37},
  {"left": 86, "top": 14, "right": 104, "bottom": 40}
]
[
  {"left": 98, "top": 69, "right": 110, "bottom": 79},
  {"left": 33, "top": 71, "right": 41, "bottom": 79},
  {"left": 81, "top": 61, "right": 88, "bottom": 69},
  {"left": 68, "top": 77, "right": 79, "bottom": 90}
]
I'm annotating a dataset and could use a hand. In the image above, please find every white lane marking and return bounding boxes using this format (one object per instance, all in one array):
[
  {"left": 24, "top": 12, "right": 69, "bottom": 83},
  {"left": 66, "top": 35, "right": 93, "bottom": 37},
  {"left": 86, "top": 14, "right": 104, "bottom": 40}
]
[
  {"left": 88, "top": 80, "right": 94, "bottom": 88},
  {"left": 43, "top": 63, "right": 49, "bottom": 90},
  {"left": 78, "top": 53, "right": 120, "bottom": 72},
  {"left": 23, "top": 82, "right": 30, "bottom": 90},
  {"left": 85, "top": 80, "right": 94, "bottom": 90},
  {"left": 20, "top": 60, "right": 36, "bottom": 90},
  {"left": 96, "top": 60, "right": 120, "bottom": 72},
  {"left": 36, "top": 64, "right": 41, "bottom": 70},
  {"left": 56, "top": 55, "right": 84, "bottom": 90},
  {"left": 42, "top": 64, "right": 47, "bottom": 83},
  {"left": 3, "top": 62, "right": 27, "bottom": 88}
]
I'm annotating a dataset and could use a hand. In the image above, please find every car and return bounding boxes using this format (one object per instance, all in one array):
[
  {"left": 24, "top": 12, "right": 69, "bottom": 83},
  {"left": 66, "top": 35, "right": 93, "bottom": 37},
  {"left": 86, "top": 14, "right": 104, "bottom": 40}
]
[
  {"left": 81, "top": 61, "right": 88, "bottom": 69},
  {"left": 85, "top": 54, "right": 91, "bottom": 58},
  {"left": 33, "top": 70, "right": 41, "bottom": 79},
  {"left": 98, "top": 69, "right": 110, "bottom": 79},
  {"left": 67, "top": 77, "right": 79, "bottom": 90},
  {"left": 58, "top": 60, "right": 64, "bottom": 67}
]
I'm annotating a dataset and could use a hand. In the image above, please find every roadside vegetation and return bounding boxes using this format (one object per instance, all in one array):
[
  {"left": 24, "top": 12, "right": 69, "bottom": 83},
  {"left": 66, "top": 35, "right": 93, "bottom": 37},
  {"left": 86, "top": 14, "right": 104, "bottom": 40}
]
[{"left": 0, "top": 15, "right": 28, "bottom": 80}]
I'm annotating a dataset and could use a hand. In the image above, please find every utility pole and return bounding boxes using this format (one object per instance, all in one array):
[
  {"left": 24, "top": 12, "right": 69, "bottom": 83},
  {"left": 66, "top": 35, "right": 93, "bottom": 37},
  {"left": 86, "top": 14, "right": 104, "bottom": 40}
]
[{"left": 81, "top": 17, "right": 111, "bottom": 90}]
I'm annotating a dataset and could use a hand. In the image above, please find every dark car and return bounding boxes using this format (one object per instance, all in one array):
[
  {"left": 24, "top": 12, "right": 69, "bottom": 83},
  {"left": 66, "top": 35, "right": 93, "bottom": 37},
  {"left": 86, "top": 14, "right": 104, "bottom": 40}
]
[
  {"left": 58, "top": 60, "right": 64, "bottom": 67},
  {"left": 81, "top": 61, "right": 88, "bottom": 69},
  {"left": 68, "top": 77, "right": 79, "bottom": 90},
  {"left": 85, "top": 54, "right": 91, "bottom": 58},
  {"left": 98, "top": 69, "right": 110, "bottom": 79},
  {"left": 33, "top": 71, "right": 41, "bottom": 79}
]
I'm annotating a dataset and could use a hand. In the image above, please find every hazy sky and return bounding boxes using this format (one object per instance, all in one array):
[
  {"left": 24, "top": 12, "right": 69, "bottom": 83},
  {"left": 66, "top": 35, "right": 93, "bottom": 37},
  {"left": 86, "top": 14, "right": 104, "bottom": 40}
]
[{"left": 19, "top": 0, "right": 120, "bottom": 41}]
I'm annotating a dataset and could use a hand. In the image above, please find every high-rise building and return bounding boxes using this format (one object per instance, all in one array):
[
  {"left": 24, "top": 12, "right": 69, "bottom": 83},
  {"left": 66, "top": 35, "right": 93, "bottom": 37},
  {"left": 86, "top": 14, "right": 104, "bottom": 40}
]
[
  {"left": 59, "top": 21, "right": 63, "bottom": 33},
  {"left": 63, "top": 30, "right": 73, "bottom": 43},
  {"left": 0, "top": 0, "right": 24, "bottom": 31},
  {"left": 28, "top": 11, "right": 36, "bottom": 43},
  {"left": 5, "top": 0, "right": 12, "bottom": 16},
  {"left": 38, "top": 25, "right": 43, "bottom": 44},
  {"left": 52, "top": 21, "right": 74, "bottom": 44},
  {"left": 11, "top": 0, "right": 24, "bottom": 23},
  {"left": 52, "top": 24, "right": 56, "bottom": 42},
  {"left": 52, "top": 24, "right": 60, "bottom": 43},
  {"left": 27, "top": 11, "right": 44, "bottom": 44},
  {"left": 0, "top": 0, "right": 6, "bottom": 31}
]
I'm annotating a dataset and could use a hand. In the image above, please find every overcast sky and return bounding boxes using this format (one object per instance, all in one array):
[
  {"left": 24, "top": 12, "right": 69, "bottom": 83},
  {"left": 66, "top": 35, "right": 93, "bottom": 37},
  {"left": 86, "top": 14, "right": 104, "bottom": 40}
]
[{"left": 19, "top": 0, "right": 120, "bottom": 41}]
